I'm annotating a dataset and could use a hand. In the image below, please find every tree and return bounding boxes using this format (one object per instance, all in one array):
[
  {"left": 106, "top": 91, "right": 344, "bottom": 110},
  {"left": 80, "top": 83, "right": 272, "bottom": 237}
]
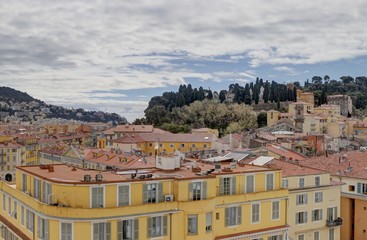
[
  {"left": 244, "top": 84, "right": 252, "bottom": 105},
  {"left": 207, "top": 90, "right": 213, "bottom": 99},
  {"left": 312, "top": 76, "right": 322, "bottom": 84},
  {"left": 324, "top": 75, "right": 330, "bottom": 83},
  {"left": 257, "top": 112, "right": 267, "bottom": 128},
  {"left": 219, "top": 90, "right": 226, "bottom": 103},
  {"left": 263, "top": 81, "right": 270, "bottom": 103},
  {"left": 340, "top": 76, "right": 354, "bottom": 85}
]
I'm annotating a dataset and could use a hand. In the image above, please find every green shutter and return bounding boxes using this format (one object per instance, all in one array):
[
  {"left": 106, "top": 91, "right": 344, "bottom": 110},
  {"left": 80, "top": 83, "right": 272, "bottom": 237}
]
[
  {"left": 133, "top": 219, "right": 139, "bottom": 240},
  {"left": 202, "top": 181, "right": 207, "bottom": 199},
  {"left": 158, "top": 182, "right": 164, "bottom": 202},
  {"left": 237, "top": 206, "right": 242, "bottom": 225},
  {"left": 357, "top": 183, "right": 362, "bottom": 193},
  {"left": 219, "top": 178, "right": 224, "bottom": 196},
  {"left": 143, "top": 184, "right": 148, "bottom": 204},
  {"left": 106, "top": 222, "right": 111, "bottom": 240},
  {"left": 225, "top": 208, "right": 229, "bottom": 226},
  {"left": 163, "top": 216, "right": 168, "bottom": 236},
  {"left": 231, "top": 176, "right": 236, "bottom": 194},
  {"left": 188, "top": 182, "right": 193, "bottom": 200},
  {"left": 147, "top": 218, "right": 152, "bottom": 238},
  {"left": 117, "top": 221, "right": 122, "bottom": 239}
]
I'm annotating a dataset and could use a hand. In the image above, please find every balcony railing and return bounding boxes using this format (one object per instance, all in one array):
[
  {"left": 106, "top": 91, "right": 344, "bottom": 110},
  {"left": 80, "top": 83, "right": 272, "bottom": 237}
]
[{"left": 326, "top": 217, "right": 343, "bottom": 227}]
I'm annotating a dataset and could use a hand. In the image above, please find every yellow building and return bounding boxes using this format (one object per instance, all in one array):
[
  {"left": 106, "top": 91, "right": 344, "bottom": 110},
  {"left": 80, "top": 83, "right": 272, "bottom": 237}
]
[
  {"left": 0, "top": 159, "right": 289, "bottom": 240},
  {"left": 288, "top": 102, "right": 314, "bottom": 115},
  {"left": 296, "top": 90, "right": 315, "bottom": 105},
  {"left": 113, "top": 133, "right": 217, "bottom": 156},
  {"left": 0, "top": 140, "right": 26, "bottom": 182},
  {"left": 314, "top": 104, "right": 341, "bottom": 118},
  {"left": 268, "top": 159, "right": 342, "bottom": 240},
  {"left": 15, "top": 134, "right": 39, "bottom": 165}
]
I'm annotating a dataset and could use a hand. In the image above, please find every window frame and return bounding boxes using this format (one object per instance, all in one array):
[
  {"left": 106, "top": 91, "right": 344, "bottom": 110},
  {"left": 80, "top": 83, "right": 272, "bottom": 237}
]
[
  {"left": 90, "top": 186, "right": 105, "bottom": 208},
  {"left": 117, "top": 184, "right": 130, "bottom": 206},
  {"left": 187, "top": 214, "right": 198, "bottom": 235},
  {"left": 271, "top": 200, "right": 280, "bottom": 220},
  {"left": 60, "top": 222, "right": 73, "bottom": 240},
  {"left": 251, "top": 203, "right": 260, "bottom": 224}
]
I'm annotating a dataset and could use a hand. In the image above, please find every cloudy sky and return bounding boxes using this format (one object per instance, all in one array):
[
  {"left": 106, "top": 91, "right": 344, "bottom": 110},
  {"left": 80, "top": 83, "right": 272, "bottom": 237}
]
[{"left": 1, "top": 0, "right": 367, "bottom": 121}]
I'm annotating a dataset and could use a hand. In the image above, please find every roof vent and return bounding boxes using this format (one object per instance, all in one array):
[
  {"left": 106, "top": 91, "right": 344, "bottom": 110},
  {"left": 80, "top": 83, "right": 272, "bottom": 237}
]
[
  {"left": 83, "top": 174, "right": 91, "bottom": 182},
  {"left": 95, "top": 174, "right": 103, "bottom": 181}
]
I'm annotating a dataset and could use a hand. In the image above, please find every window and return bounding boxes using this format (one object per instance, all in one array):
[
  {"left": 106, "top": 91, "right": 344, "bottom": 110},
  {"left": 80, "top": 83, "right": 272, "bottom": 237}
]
[
  {"left": 33, "top": 178, "right": 41, "bottom": 200},
  {"left": 143, "top": 182, "right": 163, "bottom": 203},
  {"left": 38, "top": 217, "right": 49, "bottom": 240},
  {"left": 169, "top": 144, "right": 174, "bottom": 148},
  {"left": 93, "top": 222, "right": 111, "bottom": 240},
  {"left": 7, "top": 197, "right": 11, "bottom": 215},
  {"left": 220, "top": 176, "right": 236, "bottom": 195},
  {"left": 43, "top": 182, "right": 52, "bottom": 204},
  {"left": 315, "top": 192, "right": 323, "bottom": 203},
  {"left": 268, "top": 236, "right": 283, "bottom": 240},
  {"left": 329, "top": 228, "right": 334, "bottom": 240},
  {"left": 117, "top": 219, "right": 138, "bottom": 240},
  {"left": 225, "top": 206, "right": 242, "bottom": 226},
  {"left": 26, "top": 209, "right": 34, "bottom": 232},
  {"left": 296, "top": 194, "right": 308, "bottom": 205},
  {"left": 21, "top": 206, "right": 24, "bottom": 225},
  {"left": 22, "top": 173, "right": 27, "bottom": 192},
  {"left": 206, "top": 212, "right": 212, "bottom": 232},
  {"left": 91, "top": 187, "right": 104, "bottom": 208},
  {"left": 187, "top": 214, "right": 198, "bottom": 235},
  {"left": 147, "top": 216, "right": 167, "bottom": 238},
  {"left": 296, "top": 211, "right": 307, "bottom": 224},
  {"left": 349, "top": 185, "right": 355, "bottom": 192},
  {"left": 61, "top": 223, "right": 72, "bottom": 240},
  {"left": 180, "top": 144, "right": 185, "bottom": 148},
  {"left": 192, "top": 144, "right": 196, "bottom": 148},
  {"left": 314, "top": 231, "right": 320, "bottom": 240},
  {"left": 246, "top": 175, "right": 255, "bottom": 193},
  {"left": 2, "top": 194, "right": 5, "bottom": 211},
  {"left": 13, "top": 201, "right": 17, "bottom": 219},
  {"left": 327, "top": 207, "right": 337, "bottom": 221},
  {"left": 298, "top": 234, "right": 304, "bottom": 240},
  {"left": 251, "top": 203, "right": 260, "bottom": 223},
  {"left": 266, "top": 173, "right": 274, "bottom": 191},
  {"left": 189, "top": 181, "right": 207, "bottom": 201},
  {"left": 272, "top": 201, "right": 280, "bottom": 220},
  {"left": 312, "top": 209, "right": 323, "bottom": 221},
  {"left": 357, "top": 183, "right": 367, "bottom": 194},
  {"left": 118, "top": 185, "right": 130, "bottom": 206},
  {"left": 299, "top": 178, "right": 305, "bottom": 188},
  {"left": 315, "top": 176, "right": 320, "bottom": 186},
  {"left": 281, "top": 179, "right": 288, "bottom": 188}
]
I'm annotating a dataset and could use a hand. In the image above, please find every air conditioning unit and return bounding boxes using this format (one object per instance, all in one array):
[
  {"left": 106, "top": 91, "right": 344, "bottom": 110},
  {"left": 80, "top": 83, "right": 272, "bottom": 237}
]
[{"left": 165, "top": 195, "right": 173, "bottom": 202}]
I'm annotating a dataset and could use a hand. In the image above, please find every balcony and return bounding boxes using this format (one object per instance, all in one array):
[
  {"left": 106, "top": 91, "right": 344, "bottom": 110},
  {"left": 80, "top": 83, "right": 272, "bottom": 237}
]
[{"left": 326, "top": 217, "right": 343, "bottom": 227}]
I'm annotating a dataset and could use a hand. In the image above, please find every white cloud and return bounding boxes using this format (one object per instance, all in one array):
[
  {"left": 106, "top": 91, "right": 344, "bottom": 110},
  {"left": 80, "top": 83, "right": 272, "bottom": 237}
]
[{"left": 1, "top": 0, "right": 367, "bottom": 120}]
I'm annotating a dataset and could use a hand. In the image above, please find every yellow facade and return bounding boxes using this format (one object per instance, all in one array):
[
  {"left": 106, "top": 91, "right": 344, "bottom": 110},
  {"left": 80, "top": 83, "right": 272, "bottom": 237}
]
[
  {"left": 285, "top": 173, "right": 342, "bottom": 240},
  {"left": 136, "top": 141, "right": 213, "bottom": 156},
  {"left": 0, "top": 164, "right": 289, "bottom": 240},
  {"left": 267, "top": 110, "right": 280, "bottom": 127}
]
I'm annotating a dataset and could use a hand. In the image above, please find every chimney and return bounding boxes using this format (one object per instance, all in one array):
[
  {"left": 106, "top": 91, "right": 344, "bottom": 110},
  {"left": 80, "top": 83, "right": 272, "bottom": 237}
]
[{"left": 48, "top": 166, "right": 54, "bottom": 172}]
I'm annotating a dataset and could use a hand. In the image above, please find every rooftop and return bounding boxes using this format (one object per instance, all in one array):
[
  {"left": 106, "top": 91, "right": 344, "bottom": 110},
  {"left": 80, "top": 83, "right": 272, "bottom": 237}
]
[
  {"left": 301, "top": 151, "right": 367, "bottom": 179},
  {"left": 17, "top": 161, "right": 277, "bottom": 184}
]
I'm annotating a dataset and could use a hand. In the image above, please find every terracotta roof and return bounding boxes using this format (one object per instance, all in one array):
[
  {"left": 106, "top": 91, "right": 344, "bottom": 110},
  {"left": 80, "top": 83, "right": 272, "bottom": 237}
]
[
  {"left": 138, "top": 133, "right": 216, "bottom": 143},
  {"left": 301, "top": 151, "right": 367, "bottom": 179},
  {"left": 17, "top": 161, "right": 277, "bottom": 184},
  {"left": 266, "top": 159, "right": 326, "bottom": 177},
  {"left": 265, "top": 144, "right": 307, "bottom": 161}
]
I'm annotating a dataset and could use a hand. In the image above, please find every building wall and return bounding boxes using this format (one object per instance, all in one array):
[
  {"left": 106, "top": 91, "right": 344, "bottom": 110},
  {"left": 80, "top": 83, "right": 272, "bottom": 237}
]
[
  {"left": 341, "top": 197, "right": 353, "bottom": 240},
  {"left": 1, "top": 168, "right": 289, "bottom": 240}
]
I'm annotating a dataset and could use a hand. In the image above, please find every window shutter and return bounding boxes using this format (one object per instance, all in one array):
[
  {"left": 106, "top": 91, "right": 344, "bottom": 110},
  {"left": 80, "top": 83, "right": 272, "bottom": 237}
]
[
  {"left": 202, "top": 181, "right": 207, "bottom": 199},
  {"left": 163, "top": 216, "right": 168, "bottom": 236},
  {"left": 147, "top": 218, "right": 152, "bottom": 238},
  {"left": 119, "top": 186, "right": 129, "bottom": 206},
  {"left": 158, "top": 182, "right": 164, "bottom": 202},
  {"left": 358, "top": 183, "right": 362, "bottom": 193},
  {"left": 106, "top": 222, "right": 111, "bottom": 240},
  {"left": 237, "top": 206, "right": 242, "bottom": 225},
  {"left": 117, "top": 221, "right": 122, "bottom": 239},
  {"left": 219, "top": 178, "right": 224, "bottom": 196},
  {"left": 231, "top": 176, "right": 236, "bottom": 194},
  {"left": 37, "top": 217, "right": 40, "bottom": 238},
  {"left": 93, "top": 223, "right": 99, "bottom": 240},
  {"left": 305, "top": 212, "right": 308, "bottom": 223},
  {"left": 45, "top": 219, "right": 49, "bottom": 240},
  {"left": 225, "top": 208, "right": 229, "bottom": 226},
  {"left": 296, "top": 213, "right": 299, "bottom": 224},
  {"left": 305, "top": 194, "right": 308, "bottom": 204},
  {"left": 320, "top": 209, "right": 323, "bottom": 220},
  {"left": 143, "top": 184, "right": 148, "bottom": 204},
  {"left": 133, "top": 219, "right": 139, "bottom": 240},
  {"left": 188, "top": 182, "right": 193, "bottom": 200}
]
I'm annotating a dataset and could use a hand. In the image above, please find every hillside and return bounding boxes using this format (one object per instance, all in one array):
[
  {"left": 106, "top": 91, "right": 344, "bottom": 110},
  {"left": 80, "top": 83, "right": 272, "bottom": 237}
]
[{"left": 0, "top": 86, "right": 127, "bottom": 124}]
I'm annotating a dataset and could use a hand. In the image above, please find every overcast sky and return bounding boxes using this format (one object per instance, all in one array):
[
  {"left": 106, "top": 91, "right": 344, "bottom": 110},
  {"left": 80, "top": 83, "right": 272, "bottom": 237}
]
[{"left": 1, "top": 0, "right": 367, "bottom": 121}]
